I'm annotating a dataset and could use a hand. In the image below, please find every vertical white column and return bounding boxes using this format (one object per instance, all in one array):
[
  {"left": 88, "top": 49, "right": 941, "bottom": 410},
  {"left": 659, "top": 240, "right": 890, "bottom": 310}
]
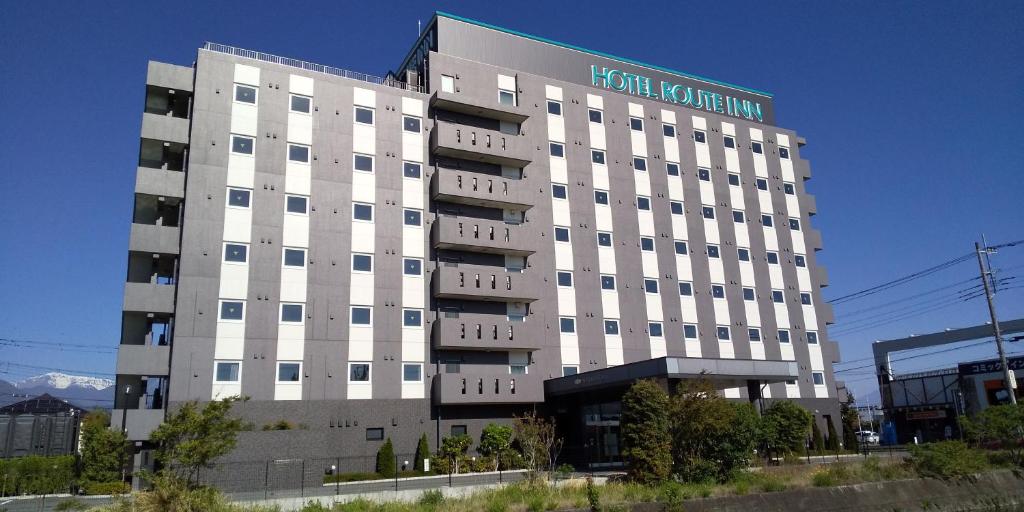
[
  {"left": 547, "top": 85, "right": 580, "bottom": 375},
  {"left": 629, "top": 102, "right": 665, "bottom": 359},
  {"left": 661, "top": 109, "right": 699, "bottom": 358},
  {"left": 348, "top": 87, "right": 377, "bottom": 400},
  {"left": 400, "top": 97, "right": 426, "bottom": 399}
]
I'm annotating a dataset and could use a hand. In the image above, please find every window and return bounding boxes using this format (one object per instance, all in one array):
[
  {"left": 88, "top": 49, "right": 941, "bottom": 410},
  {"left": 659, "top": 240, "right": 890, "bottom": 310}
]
[
  {"left": 649, "top": 322, "right": 663, "bottom": 337},
  {"left": 629, "top": 117, "right": 643, "bottom": 131},
  {"left": 404, "top": 209, "right": 422, "bottom": 226},
  {"left": 546, "top": 100, "right": 562, "bottom": 116},
  {"left": 591, "top": 149, "right": 606, "bottom": 165},
  {"left": 350, "top": 363, "right": 370, "bottom": 382},
  {"left": 552, "top": 184, "right": 568, "bottom": 199},
  {"left": 761, "top": 214, "right": 774, "bottom": 227},
  {"left": 450, "top": 425, "right": 467, "bottom": 437},
  {"left": 601, "top": 275, "right": 616, "bottom": 290},
  {"left": 290, "top": 94, "right": 311, "bottom": 113},
  {"left": 230, "top": 135, "right": 254, "bottom": 155},
  {"left": 554, "top": 226, "right": 570, "bottom": 242},
  {"left": 498, "top": 89, "right": 515, "bottom": 105},
  {"left": 670, "top": 201, "right": 683, "bottom": 215},
  {"left": 717, "top": 326, "right": 731, "bottom": 341},
  {"left": 403, "top": 363, "right": 422, "bottom": 382},
  {"left": 353, "top": 154, "right": 373, "bottom": 173},
  {"left": 666, "top": 163, "right": 680, "bottom": 176},
  {"left": 219, "top": 300, "right": 244, "bottom": 321},
  {"left": 789, "top": 218, "right": 801, "bottom": 231},
  {"left": 597, "top": 232, "right": 612, "bottom": 247},
  {"left": 403, "top": 258, "right": 422, "bottom": 276},
  {"left": 556, "top": 271, "right": 573, "bottom": 287},
  {"left": 732, "top": 210, "right": 745, "bottom": 223},
  {"left": 354, "top": 106, "right": 374, "bottom": 125},
  {"left": 224, "top": 243, "right": 248, "bottom": 263},
  {"left": 707, "top": 244, "right": 720, "bottom": 258},
  {"left": 778, "top": 330, "right": 791, "bottom": 343},
  {"left": 280, "top": 303, "right": 303, "bottom": 323},
  {"left": 786, "top": 379, "right": 797, "bottom": 386},
  {"left": 286, "top": 195, "right": 308, "bottom": 214},
  {"left": 807, "top": 331, "right": 819, "bottom": 344},
  {"left": 683, "top": 324, "right": 698, "bottom": 339},
  {"left": 440, "top": 75, "right": 455, "bottom": 93},
  {"left": 215, "top": 362, "right": 240, "bottom": 382},
  {"left": 779, "top": 147, "right": 790, "bottom": 159},
  {"left": 767, "top": 251, "right": 780, "bottom": 264},
  {"left": 353, "top": 203, "right": 374, "bottom": 221},
  {"left": 549, "top": 142, "right": 565, "bottom": 158},
  {"left": 352, "top": 254, "right": 373, "bottom": 272},
  {"left": 403, "top": 309, "right": 422, "bottom": 327},
  {"left": 403, "top": 162, "right": 422, "bottom": 179},
  {"left": 644, "top": 278, "right": 659, "bottom": 294},
  {"left": 711, "top": 285, "right": 726, "bottom": 299},
  {"left": 728, "top": 173, "right": 740, "bottom": 186},
  {"left": 277, "top": 362, "right": 300, "bottom": 382},
  {"left": 633, "top": 157, "right": 647, "bottom": 172},
  {"left": 287, "top": 144, "right": 310, "bottom": 163},
  {"left": 752, "top": 141, "right": 764, "bottom": 154},
  {"left": 589, "top": 109, "right": 603, "bottom": 123},
  {"left": 594, "top": 190, "right": 609, "bottom": 205},
  {"left": 755, "top": 178, "right": 768, "bottom": 191},
  {"left": 640, "top": 237, "right": 655, "bottom": 251},
  {"left": 743, "top": 288, "right": 755, "bottom": 301},
  {"left": 678, "top": 281, "right": 693, "bottom": 296},
  {"left": 800, "top": 293, "right": 813, "bottom": 305},
  {"left": 562, "top": 366, "right": 578, "bottom": 377},
  {"left": 559, "top": 317, "right": 576, "bottom": 333},
  {"left": 724, "top": 135, "right": 736, "bottom": 149},
  {"left": 812, "top": 372, "right": 825, "bottom": 385},
  {"left": 698, "top": 168, "right": 711, "bottom": 181},
  {"left": 234, "top": 84, "right": 257, "bottom": 104},
  {"left": 701, "top": 206, "right": 715, "bottom": 219},
  {"left": 604, "top": 320, "right": 620, "bottom": 335},
  {"left": 738, "top": 248, "right": 751, "bottom": 261},
  {"left": 510, "top": 365, "right": 527, "bottom": 374},
  {"left": 663, "top": 124, "right": 676, "bottom": 137},
  {"left": 693, "top": 130, "right": 707, "bottom": 143},
  {"left": 795, "top": 255, "right": 807, "bottom": 267},
  {"left": 403, "top": 115, "right": 421, "bottom": 133},
  {"left": 637, "top": 196, "right": 651, "bottom": 210},
  {"left": 748, "top": 328, "right": 762, "bottom": 342},
  {"left": 351, "top": 306, "right": 372, "bottom": 326},
  {"left": 771, "top": 290, "right": 784, "bottom": 303},
  {"left": 783, "top": 183, "right": 795, "bottom": 195},
  {"left": 674, "top": 240, "right": 688, "bottom": 255},
  {"left": 283, "top": 248, "right": 306, "bottom": 267}
]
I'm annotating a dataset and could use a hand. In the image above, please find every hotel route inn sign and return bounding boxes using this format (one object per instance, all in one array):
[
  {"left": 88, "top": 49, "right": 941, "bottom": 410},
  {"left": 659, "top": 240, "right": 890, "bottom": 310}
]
[{"left": 591, "top": 65, "right": 765, "bottom": 122}]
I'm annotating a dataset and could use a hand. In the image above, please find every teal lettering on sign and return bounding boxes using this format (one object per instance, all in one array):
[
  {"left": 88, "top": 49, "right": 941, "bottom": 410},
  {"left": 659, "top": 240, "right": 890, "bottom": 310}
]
[{"left": 592, "top": 65, "right": 763, "bottom": 122}]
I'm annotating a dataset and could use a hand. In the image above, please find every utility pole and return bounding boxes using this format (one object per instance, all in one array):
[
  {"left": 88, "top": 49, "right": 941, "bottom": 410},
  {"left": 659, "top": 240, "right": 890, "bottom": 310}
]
[{"left": 976, "top": 241, "right": 1016, "bottom": 405}]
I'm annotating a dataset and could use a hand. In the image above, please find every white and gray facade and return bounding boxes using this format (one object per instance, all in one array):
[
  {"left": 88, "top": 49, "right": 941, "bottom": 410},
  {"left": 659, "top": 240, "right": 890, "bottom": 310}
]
[{"left": 114, "top": 12, "right": 839, "bottom": 467}]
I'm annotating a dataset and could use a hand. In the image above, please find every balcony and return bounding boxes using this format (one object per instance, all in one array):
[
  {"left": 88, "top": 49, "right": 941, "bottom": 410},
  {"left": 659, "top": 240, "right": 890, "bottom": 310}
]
[
  {"left": 433, "top": 313, "right": 543, "bottom": 351},
  {"left": 804, "top": 194, "right": 817, "bottom": 216},
  {"left": 816, "top": 265, "right": 829, "bottom": 288},
  {"left": 432, "top": 263, "right": 539, "bottom": 302},
  {"left": 433, "top": 373, "right": 543, "bottom": 405},
  {"left": 806, "top": 228, "right": 823, "bottom": 251},
  {"left": 432, "top": 216, "right": 535, "bottom": 256},
  {"left": 116, "top": 345, "right": 170, "bottom": 376},
  {"left": 111, "top": 409, "right": 165, "bottom": 441},
  {"left": 430, "top": 90, "right": 529, "bottom": 124},
  {"left": 136, "top": 167, "right": 185, "bottom": 198},
  {"left": 123, "top": 282, "right": 176, "bottom": 314},
  {"left": 129, "top": 224, "right": 180, "bottom": 256},
  {"left": 146, "top": 61, "right": 194, "bottom": 92},
  {"left": 430, "top": 120, "right": 532, "bottom": 168},
  {"left": 141, "top": 113, "right": 189, "bottom": 145},
  {"left": 431, "top": 167, "right": 534, "bottom": 210}
]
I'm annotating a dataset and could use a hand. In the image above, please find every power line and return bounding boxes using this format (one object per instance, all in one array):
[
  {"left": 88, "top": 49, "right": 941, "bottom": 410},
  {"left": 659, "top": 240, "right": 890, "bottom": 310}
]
[
  {"left": 0, "top": 362, "right": 115, "bottom": 378},
  {"left": 0, "top": 337, "right": 118, "bottom": 354},
  {"left": 834, "top": 339, "right": 993, "bottom": 374},
  {"left": 830, "top": 281, "right": 990, "bottom": 331},
  {"left": 829, "top": 290, "right": 987, "bottom": 338}
]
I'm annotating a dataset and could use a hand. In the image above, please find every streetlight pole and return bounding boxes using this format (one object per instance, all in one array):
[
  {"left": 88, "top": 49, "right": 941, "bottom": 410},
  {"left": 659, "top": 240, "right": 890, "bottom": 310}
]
[{"left": 975, "top": 242, "right": 1016, "bottom": 405}]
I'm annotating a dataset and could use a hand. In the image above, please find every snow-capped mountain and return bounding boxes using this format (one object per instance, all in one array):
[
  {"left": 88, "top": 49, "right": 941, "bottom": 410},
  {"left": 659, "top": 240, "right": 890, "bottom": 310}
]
[
  {"left": 0, "top": 373, "right": 115, "bottom": 409},
  {"left": 16, "top": 372, "right": 113, "bottom": 391}
]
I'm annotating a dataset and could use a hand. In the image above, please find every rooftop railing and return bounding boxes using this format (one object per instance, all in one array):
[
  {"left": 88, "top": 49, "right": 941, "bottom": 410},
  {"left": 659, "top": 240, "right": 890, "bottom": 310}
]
[{"left": 202, "top": 43, "right": 423, "bottom": 93}]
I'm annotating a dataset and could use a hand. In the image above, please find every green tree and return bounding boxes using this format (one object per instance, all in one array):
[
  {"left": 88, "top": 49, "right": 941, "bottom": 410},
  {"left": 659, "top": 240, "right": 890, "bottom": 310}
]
[
  {"left": 149, "top": 396, "right": 247, "bottom": 487},
  {"left": 825, "top": 416, "right": 840, "bottom": 451},
  {"left": 840, "top": 396, "right": 860, "bottom": 450},
  {"left": 414, "top": 433, "right": 430, "bottom": 472},
  {"left": 478, "top": 423, "right": 514, "bottom": 471},
  {"left": 962, "top": 403, "right": 1024, "bottom": 464},
  {"left": 670, "top": 379, "right": 760, "bottom": 482},
  {"left": 376, "top": 438, "right": 396, "bottom": 477},
  {"left": 761, "top": 400, "right": 813, "bottom": 454},
  {"left": 439, "top": 434, "right": 472, "bottom": 474},
  {"left": 811, "top": 419, "right": 824, "bottom": 452},
  {"left": 620, "top": 379, "right": 672, "bottom": 483},
  {"left": 79, "top": 410, "right": 128, "bottom": 487},
  {"left": 513, "top": 411, "right": 563, "bottom": 474}
]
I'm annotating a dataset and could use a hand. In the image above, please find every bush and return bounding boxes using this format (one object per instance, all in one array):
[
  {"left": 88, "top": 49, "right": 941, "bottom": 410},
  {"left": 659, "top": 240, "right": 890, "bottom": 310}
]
[
  {"left": 54, "top": 498, "right": 90, "bottom": 511},
  {"left": 825, "top": 417, "right": 840, "bottom": 451},
  {"left": 322, "top": 471, "right": 382, "bottom": 484},
  {"left": 811, "top": 420, "right": 824, "bottom": 452},
  {"left": 908, "top": 441, "right": 988, "bottom": 478},
  {"left": 620, "top": 380, "right": 672, "bottom": 483},
  {"left": 419, "top": 489, "right": 445, "bottom": 507},
  {"left": 376, "top": 438, "right": 396, "bottom": 478},
  {"left": 670, "top": 380, "right": 760, "bottom": 482},
  {"left": 261, "top": 420, "right": 294, "bottom": 431},
  {"left": 83, "top": 480, "right": 131, "bottom": 495},
  {"left": 0, "top": 455, "right": 76, "bottom": 494},
  {"left": 762, "top": 401, "right": 813, "bottom": 454},
  {"left": 414, "top": 433, "right": 430, "bottom": 472}
]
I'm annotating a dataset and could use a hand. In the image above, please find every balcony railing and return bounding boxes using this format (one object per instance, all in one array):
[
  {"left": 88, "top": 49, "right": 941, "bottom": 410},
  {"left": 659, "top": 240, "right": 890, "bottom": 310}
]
[
  {"left": 431, "top": 167, "right": 534, "bottom": 210},
  {"left": 430, "top": 120, "right": 532, "bottom": 167},
  {"left": 433, "top": 373, "right": 543, "bottom": 405},
  {"left": 433, "top": 312, "right": 542, "bottom": 351},
  {"left": 430, "top": 90, "right": 529, "bottom": 123},
  {"left": 432, "top": 216, "right": 535, "bottom": 256},
  {"left": 432, "top": 263, "right": 538, "bottom": 302}
]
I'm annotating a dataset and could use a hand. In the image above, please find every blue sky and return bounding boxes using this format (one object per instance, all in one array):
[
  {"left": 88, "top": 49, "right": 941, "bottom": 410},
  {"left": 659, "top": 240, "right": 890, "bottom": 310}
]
[{"left": 1, "top": 1, "right": 1021, "bottom": 403}]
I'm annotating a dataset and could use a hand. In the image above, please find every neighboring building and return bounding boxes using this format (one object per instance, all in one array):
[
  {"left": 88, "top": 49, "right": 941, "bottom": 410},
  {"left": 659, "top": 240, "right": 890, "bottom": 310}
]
[
  {"left": 0, "top": 394, "right": 85, "bottom": 458},
  {"left": 114, "top": 12, "right": 838, "bottom": 471}
]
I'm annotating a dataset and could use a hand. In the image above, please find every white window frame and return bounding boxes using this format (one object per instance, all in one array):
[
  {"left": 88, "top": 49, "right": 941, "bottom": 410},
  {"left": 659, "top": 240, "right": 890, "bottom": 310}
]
[
  {"left": 349, "top": 362, "right": 372, "bottom": 383},
  {"left": 402, "top": 115, "right": 422, "bottom": 133},
  {"left": 751, "top": 140, "right": 764, "bottom": 154},
  {"left": 230, "top": 134, "right": 255, "bottom": 156},
  {"left": 604, "top": 319, "right": 620, "bottom": 335},
  {"left": 351, "top": 253, "right": 373, "bottom": 273},
  {"left": 546, "top": 99, "right": 563, "bottom": 116},
  {"left": 588, "top": 108, "right": 603, "bottom": 124},
  {"left": 662, "top": 123, "right": 676, "bottom": 138},
  {"left": 559, "top": 316, "right": 576, "bottom": 334},
  {"left": 711, "top": 284, "right": 727, "bottom": 300},
  {"left": 218, "top": 300, "right": 245, "bottom": 322},
  {"left": 352, "top": 153, "right": 374, "bottom": 173},
  {"left": 717, "top": 325, "right": 731, "bottom": 341},
  {"left": 812, "top": 372, "right": 825, "bottom": 386},
  {"left": 562, "top": 366, "right": 579, "bottom": 377},
  {"left": 724, "top": 135, "right": 736, "bottom": 149},
  {"left": 600, "top": 274, "right": 616, "bottom": 291},
  {"left": 352, "top": 202, "right": 374, "bottom": 222},
  {"left": 289, "top": 93, "right": 311, "bottom": 114},
  {"left": 403, "top": 362, "right": 424, "bottom": 382},
  {"left": 678, "top": 281, "right": 693, "bottom": 296},
  {"left": 498, "top": 88, "right": 516, "bottom": 106},
  {"left": 629, "top": 116, "right": 644, "bottom": 131},
  {"left": 556, "top": 271, "right": 574, "bottom": 288},
  {"left": 648, "top": 322, "right": 664, "bottom": 338},
  {"left": 636, "top": 195, "right": 652, "bottom": 211},
  {"left": 749, "top": 327, "right": 762, "bottom": 342},
  {"left": 402, "top": 308, "right": 423, "bottom": 328},
  {"left": 549, "top": 141, "right": 565, "bottom": 158},
  {"left": 807, "top": 331, "right": 820, "bottom": 344},
  {"left": 350, "top": 306, "right": 373, "bottom": 327},
  {"left": 354, "top": 106, "right": 375, "bottom": 126},
  {"left": 552, "top": 183, "right": 568, "bottom": 200},
  {"left": 640, "top": 237, "right": 656, "bottom": 252},
  {"left": 779, "top": 146, "right": 791, "bottom": 159},
  {"left": 403, "top": 161, "right": 422, "bottom": 180},
  {"left": 233, "top": 84, "right": 257, "bottom": 105},
  {"left": 285, "top": 194, "right": 309, "bottom": 215},
  {"left": 287, "top": 143, "right": 311, "bottom": 164},
  {"left": 214, "top": 361, "right": 241, "bottom": 383},
  {"left": 693, "top": 129, "right": 707, "bottom": 144},
  {"left": 280, "top": 303, "right": 305, "bottom": 324},
  {"left": 553, "top": 226, "right": 571, "bottom": 243},
  {"left": 778, "top": 329, "right": 792, "bottom": 344},
  {"left": 226, "top": 187, "right": 252, "bottom": 209},
  {"left": 597, "top": 231, "right": 613, "bottom": 247},
  {"left": 282, "top": 247, "right": 307, "bottom": 268},
  {"left": 644, "top": 278, "right": 659, "bottom": 295},
  {"left": 403, "top": 208, "right": 423, "bottom": 227},
  {"left": 633, "top": 156, "right": 647, "bottom": 172},
  {"left": 223, "top": 242, "right": 249, "bottom": 265},
  {"left": 403, "top": 257, "right": 423, "bottom": 277},
  {"left": 771, "top": 290, "right": 785, "bottom": 303},
  {"left": 683, "top": 324, "right": 698, "bottom": 340},
  {"left": 276, "top": 361, "right": 302, "bottom": 383}
]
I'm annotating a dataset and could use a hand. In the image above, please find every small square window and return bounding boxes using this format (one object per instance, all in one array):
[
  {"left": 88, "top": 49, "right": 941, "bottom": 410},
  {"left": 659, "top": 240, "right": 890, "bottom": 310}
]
[
  {"left": 354, "top": 107, "right": 374, "bottom": 125},
  {"left": 353, "top": 154, "right": 373, "bottom": 172},
  {"left": 779, "top": 147, "right": 790, "bottom": 159},
  {"left": 800, "top": 293, "right": 812, "bottom": 305},
  {"left": 683, "top": 324, "right": 698, "bottom": 339},
  {"left": 748, "top": 328, "right": 762, "bottom": 342},
  {"left": 707, "top": 245, "right": 720, "bottom": 258},
  {"left": 547, "top": 100, "right": 562, "bottom": 116},
  {"left": 711, "top": 285, "right": 726, "bottom": 299},
  {"left": 807, "top": 332, "right": 819, "bottom": 344},
  {"left": 666, "top": 163, "right": 680, "bottom": 176},
  {"left": 812, "top": 372, "right": 825, "bottom": 385},
  {"left": 511, "top": 364, "right": 528, "bottom": 375},
  {"left": 350, "top": 363, "right": 371, "bottom": 382},
  {"left": 549, "top": 142, "right": 565, "bottom": 158},
  {"left": 231, "top": 135, "right": 254, "bottom": 155},
  {"left": 698, "top": 168, "right": 711, "bottom": 181},
  {"left": 751, "top": 141, "right": 763, "bottom": 154},
  {"left": 591, "top": 150, "right": 606, "bottom": 165},
  {"left": 215, "top": 362, "right": 240, "bottom": 382},
  {"left": 352, "top": 254, "right": 373, "bottom": 272},
  {"left": 786, "top": 379, "right": 797, "bottom": 386},
  {"left": 283, "top": 248, "right": 306, "bottom": 267},
  {"left": 404, "top": 209, "right": 422, "bottom": 226},
  {"left": 633, "top": 157, "right": 647, "bottom": 172},
  {"left": 674, "top": 240, "right": 688, "bottom": 255},
  {"left": 554, "top": 227, "right": 570, "bottom": 242},
  {"left": 789, "top": 218, "right": 801, "bottom": 231},
  {"left": 640, "top": 237, "right": 655, "bottom": 251},
  {"left": 679, "top": 282, "right": 693, "bottom": 296},
  {"left": 795, "top": 255, "right": 807, "bottom": 267},
  {"left": 403, "top": 162, "right": 422, "bottom": 179},
  {"left": 559, "top": 317, "right": 576, "bottom": 333},
  {"left": 288, "top": 144, "right": 310, "bottom": 163},
  {"left": 649, "top": 322, "right": 663, "bottom": 337},
  {"left": 589, "top": 109, "right": 603, "bottom": 124},
  {"left": 601, "top": 275, "right": 616, "bottom": 290},
  {"left": 693, "top": 130, "right": 707, "bottom": 143},
  {"left": 767, "top": 252, "right": 780, "bottom": 264},
  {"left": 353, "top": 203, "right": 374, "bottom": 221},
  {"left": 702, "top": 206, "right": 715, "bottom": 219},
  {"left": 783, "top": 183, "right": 795, "bottom": 195},
  {"left": 556, "top": 271, "right": 573, "bottom": 287},
  {"left": 234, "top": 84, "right": 257, "bottom": 104},
  {"left": 604, "top": 320, "right": 619, "bottom": 335},
  {"left": 755, "top": 178, "right": 768, "bottom": 191},
  {"left": 779, "top": 330, "right": 791, "bottom": 344},
  {"left": 224, "top": 243, "right": 248, "bottom": 263},
  {"left": 351, "top": 307, "right": 372, "bottom": 326},
  {"left": 772, "top": 290, "right": 785, "bottom": 303},
  {"left": 286, "top": 195, "right": 308, "bottom": 214},
  {"left": 670, "top": 201, "right": 684, "bottom": 215},
  {"left": 724, "top": 135, "right": 736, "bottom": 149},
  {"left": 738, "top": 248, "right": 751, "bottom": 261},
  {"left": 594, "top": 190, "right": 609, "bottom": 205},
  {"left": 644, "top": 278, "right": 659, "bottom": 294},
  {"left": 629, "top": 117, "right": 643, "bottom": 131},
  {"left": 403, "top": 363, "right": 422, "bottom": 382},
  {"left": 450, "top": 424, "right": 468, "bottom": 437},
  {"left": 498, "top": 89, "right": 515, "bottom": 105},
  {"left": 717, "top": 326, "right": 731, "bottom": 340},
  {"left": 733, "top": 210, "right": 745, "bottom": 223},
  {"left": 278, "top": 362, "right": 300, "bottom": 382},
  {"left": 743, "top": 288, "right": 755, "bottom": 301},
  {"left": 663, "top": 124, "right": 676, "bottom": 137},
  {"left": 562, "top": 366, "right": 578, "bottom": 377},
  {"left": 403, "top": 258, "right": 422, "bottom": 276},
  {"left": 281, "top": 303, "right": 304, "bottom": 323},
  {"left": 552, "top": 184, "right": 568, "bottom": 199},
  {"left": 761, "top": 214, "right": 774, "bottom": 227},
  {"left": 597, "top": 232, "right": 612, "bottom": 246},
  {"left": 290, "top": 94, "right": 311, "bottom": 113},
  {"left": 440, "top": 75, "right": 455, "bottom": 93},
  {"left": 403, "top": 116, "right": 421, "bottom": 133},
  {"left": 728, "top": 173, "right": 740, "bottom": 186},
  {"left": 403, "top": 309, "right": 422, "bottom": 327},
  {"left": 637, "top": 196, "right": 651, "bottom": 211}
]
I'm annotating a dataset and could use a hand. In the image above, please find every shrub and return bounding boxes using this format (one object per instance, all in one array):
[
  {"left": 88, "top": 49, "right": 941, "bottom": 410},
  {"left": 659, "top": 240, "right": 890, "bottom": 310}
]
[
  {"left": 671, "top": 380, "right": 760, "bottom": 482},
  {"left": 811, "top": 420, "right": 824, "bottom": 452},
  {"left": 620, "top": 380, "right": 672, "bottom": 483},
  {"left": 54, "top": 498, "right": 90, "bottom": 511},
  {"left": 414, "top": 433, "right": 430, "bottom": 472},
  {"left": 322, "top": 471, "right": 381, "bottom": 484},
  {"left": 586, "top": 475, "right": 600, "bottom": 512},
  {"left": 479, "top": 423, "right": 515, "bottom": 471},
  {"left": 0, "top": 455, "right": 76, "bottom": 494},
  {"left": 825, "top": 417, "right": 840, "bottom": 451},
  {"left": 908, "top": 441, "right": 988, "bottom": 478},
  {"left": 962, "top": 403, "right": 1024, "bottom": 465},
  {"left": 762, "top": 401, "right": 813, "bottom": 454},
  {"left": 419, "top": 489, "right": 445, "bottom": 507},
  {"left": 83, "top": 480, "right": 131, "bottom": 495},
  {"left": 376, "top": 438, "right": 397, "bottom": 478},
  {"left": 79, "top": 411, "right": 127, "bottom": 491}
]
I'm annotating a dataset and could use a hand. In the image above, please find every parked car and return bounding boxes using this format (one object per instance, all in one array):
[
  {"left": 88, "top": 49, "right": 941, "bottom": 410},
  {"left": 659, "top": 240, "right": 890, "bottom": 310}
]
[{"left": 856, "top": 430, "right": 880, "bottom": 445}]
